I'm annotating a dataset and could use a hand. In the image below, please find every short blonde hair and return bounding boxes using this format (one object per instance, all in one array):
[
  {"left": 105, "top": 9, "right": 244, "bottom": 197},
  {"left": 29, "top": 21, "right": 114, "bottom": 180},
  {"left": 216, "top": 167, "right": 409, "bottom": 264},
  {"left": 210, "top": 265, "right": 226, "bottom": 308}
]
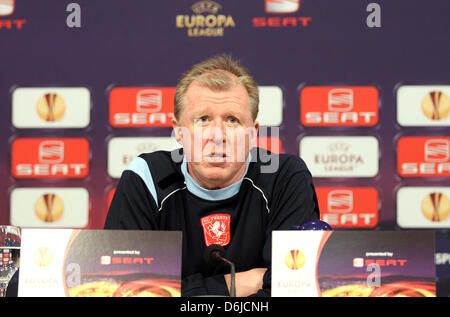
[{"left": 174, "top": 54, "right": 259, "bottom": 121}]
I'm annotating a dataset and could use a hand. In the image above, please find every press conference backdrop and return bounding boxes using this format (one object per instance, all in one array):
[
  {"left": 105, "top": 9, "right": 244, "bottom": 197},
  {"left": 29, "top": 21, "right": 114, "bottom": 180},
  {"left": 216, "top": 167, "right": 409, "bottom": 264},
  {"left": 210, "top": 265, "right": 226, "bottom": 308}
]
[{"left": 0, "top": 0, "right": 449, "bottom": 293}]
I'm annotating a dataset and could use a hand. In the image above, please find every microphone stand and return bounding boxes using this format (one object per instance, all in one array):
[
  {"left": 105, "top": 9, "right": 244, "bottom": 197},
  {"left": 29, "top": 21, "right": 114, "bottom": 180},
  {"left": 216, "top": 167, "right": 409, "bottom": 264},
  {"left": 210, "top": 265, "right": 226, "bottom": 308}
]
[{"left": 215, "top": 252, "right": 236, "bottom": 297}]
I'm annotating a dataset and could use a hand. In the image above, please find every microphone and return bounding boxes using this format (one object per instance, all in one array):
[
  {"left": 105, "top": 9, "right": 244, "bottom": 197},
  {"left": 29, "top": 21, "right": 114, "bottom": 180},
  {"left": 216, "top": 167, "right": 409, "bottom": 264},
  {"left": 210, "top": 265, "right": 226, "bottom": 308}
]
[
  {"left": 291, "top": 220, "right": 333, "bottom": 231},
  {"left": 203, "top": 244, "right": 236, "bottom": 297}
]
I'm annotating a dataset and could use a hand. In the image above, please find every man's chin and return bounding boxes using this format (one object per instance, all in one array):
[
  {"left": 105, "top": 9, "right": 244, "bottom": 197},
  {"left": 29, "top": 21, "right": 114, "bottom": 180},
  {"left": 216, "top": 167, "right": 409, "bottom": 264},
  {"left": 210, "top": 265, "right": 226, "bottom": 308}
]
[
  {"left": 197, "top": 170, "right": 235, "bottom": 189},
  {"left": 187, "top": 161, "right": 247, "bottom": 189}
]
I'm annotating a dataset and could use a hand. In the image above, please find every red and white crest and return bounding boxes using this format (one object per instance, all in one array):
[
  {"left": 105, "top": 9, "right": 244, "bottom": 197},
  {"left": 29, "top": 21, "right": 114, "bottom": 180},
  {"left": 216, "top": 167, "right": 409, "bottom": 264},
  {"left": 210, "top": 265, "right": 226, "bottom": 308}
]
[{"left": 201, "top": 214, "right": 231, "bottom": 247}]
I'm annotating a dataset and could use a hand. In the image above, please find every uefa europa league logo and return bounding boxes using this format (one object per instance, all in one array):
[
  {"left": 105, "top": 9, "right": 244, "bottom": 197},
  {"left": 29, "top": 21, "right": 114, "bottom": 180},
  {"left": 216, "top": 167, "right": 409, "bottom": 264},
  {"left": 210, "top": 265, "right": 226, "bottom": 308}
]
[
  {"left": 36, "top": 93, "right": 66, "bottom": 122},
  {"left": 34, "top": 193, "right": 64, "bottom": 223},
  {"left": 284, "top": 250, "right": 305, "bottom": 270},
  {"left": 421, "top": 91, "right": 450, "bottom": 121}
]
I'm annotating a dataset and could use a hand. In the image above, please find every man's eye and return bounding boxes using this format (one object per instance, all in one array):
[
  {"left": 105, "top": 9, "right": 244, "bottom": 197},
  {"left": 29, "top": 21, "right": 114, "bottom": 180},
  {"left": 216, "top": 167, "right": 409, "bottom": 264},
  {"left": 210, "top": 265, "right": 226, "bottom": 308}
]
[
  {"left": 228, "top": 117, "right": 238, "bottom": 124},
  {"left": 195, "top": 116, "right": 208, "bottom": 124}
]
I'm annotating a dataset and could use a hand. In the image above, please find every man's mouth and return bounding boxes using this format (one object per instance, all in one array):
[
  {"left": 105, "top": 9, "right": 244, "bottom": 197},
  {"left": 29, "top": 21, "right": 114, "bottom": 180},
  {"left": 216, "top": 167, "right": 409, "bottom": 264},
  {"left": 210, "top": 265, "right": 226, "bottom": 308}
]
[{"left": 205, "top": 152, "right": 227, "bottom": 163}]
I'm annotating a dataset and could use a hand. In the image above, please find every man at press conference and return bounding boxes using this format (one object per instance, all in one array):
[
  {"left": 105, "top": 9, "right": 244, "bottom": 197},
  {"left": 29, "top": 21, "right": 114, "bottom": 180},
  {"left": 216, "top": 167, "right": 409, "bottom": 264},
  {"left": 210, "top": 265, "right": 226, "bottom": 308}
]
[{"left": 104, "top": 54, "right": 320, "bottom": 297}]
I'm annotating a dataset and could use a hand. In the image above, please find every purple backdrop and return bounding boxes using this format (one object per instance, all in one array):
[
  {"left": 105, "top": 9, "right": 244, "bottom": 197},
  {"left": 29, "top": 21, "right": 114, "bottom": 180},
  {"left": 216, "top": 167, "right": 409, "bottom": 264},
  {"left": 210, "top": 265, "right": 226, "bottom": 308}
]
[{"left": 0, "top": 0, "right": 449, "bottom": 231}]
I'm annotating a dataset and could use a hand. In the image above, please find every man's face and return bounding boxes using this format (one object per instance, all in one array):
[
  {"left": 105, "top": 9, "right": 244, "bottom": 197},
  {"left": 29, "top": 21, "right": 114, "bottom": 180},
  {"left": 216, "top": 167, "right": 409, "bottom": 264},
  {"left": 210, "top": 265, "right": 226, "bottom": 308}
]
[{"left": 173, "top": 79, "right": 258, "bottom": 189}]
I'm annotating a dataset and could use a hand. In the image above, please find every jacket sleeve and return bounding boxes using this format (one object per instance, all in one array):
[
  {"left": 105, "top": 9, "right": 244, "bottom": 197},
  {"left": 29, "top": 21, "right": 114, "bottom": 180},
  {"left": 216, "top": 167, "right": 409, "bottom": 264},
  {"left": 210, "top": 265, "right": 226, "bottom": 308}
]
[
  {"left": 182, "top": 273, "right": 230, "bottom": 297},
  {"left": 251, "top": 157, "right": 320, "bottom": 297},
  {"left": 104, "top": 170, "right": 159, "bottom": 230}
]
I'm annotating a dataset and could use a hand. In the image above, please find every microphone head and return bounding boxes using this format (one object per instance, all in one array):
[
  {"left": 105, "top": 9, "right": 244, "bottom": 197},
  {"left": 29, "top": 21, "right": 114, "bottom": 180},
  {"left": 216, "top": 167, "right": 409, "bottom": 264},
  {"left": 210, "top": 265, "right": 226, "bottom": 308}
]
[
  {"left": 203, "top": 244, "right": 226, "bottom": 266},
  {"left": 291, "top": 220, "right": 332, "bottom": 231}
]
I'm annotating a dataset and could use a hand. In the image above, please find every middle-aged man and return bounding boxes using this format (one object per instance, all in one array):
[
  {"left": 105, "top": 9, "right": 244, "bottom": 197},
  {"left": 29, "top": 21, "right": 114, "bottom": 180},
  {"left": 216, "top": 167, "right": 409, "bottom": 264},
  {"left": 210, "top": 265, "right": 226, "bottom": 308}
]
[{"left": 104, "top": 54, "right": 320, "bottom": 297}]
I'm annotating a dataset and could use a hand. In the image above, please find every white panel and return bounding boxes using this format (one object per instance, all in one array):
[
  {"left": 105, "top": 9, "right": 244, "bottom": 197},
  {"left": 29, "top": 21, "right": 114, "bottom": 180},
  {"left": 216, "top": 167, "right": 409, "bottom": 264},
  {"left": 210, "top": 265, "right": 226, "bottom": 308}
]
[
  {"left": 299, "top": 136, "right": 379, "bottom": 177},
  {"left": 272, "top": 231, "right": 325, "bottom": 297},
  {"left": 10, "top": 188, "right": 89, "bottom": 228},
  {"left": 256, "top": 86, "right": 283, "bottom": 126},
  {"left": 397, "top": 187, "right": 450, "bottom": 228},
  {"left": 397, "top": 85, "right": 450, "bottom": 126},
  {"left": 12, "top": 87, "right": 90, "bottom": 128}
]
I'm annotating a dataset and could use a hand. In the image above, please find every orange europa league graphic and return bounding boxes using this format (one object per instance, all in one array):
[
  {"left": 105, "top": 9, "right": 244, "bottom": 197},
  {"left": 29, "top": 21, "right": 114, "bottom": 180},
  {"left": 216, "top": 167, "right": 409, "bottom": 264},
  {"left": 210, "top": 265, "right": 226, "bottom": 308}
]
[
  {"left": 36, "top": 93, "right": 66, "bottom": 122},
  {"left": 32, "top": 246, "right": 54, "bottom": 267},
  {"left": 421, "top": 91, "right": 450, "bottom": 120},
  {"left": 284, "top": 250, "right": 306, "bottom": 270},
  {"left": 34, "top": 193, "right": 65, "bottom": 223},
  {"left": 421, "top": 192, "right": 450, "bottom": 222}
]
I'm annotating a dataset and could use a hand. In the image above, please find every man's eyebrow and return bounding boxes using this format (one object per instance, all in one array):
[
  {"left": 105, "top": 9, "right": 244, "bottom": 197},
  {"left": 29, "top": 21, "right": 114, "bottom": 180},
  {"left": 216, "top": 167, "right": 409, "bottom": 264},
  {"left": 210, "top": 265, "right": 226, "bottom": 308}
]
[
  {"left": 222, "top": 111, "right": 242, "bottom": 118},
  {"left": 191, "top": 110, "right": 208, "bottom": 117}
]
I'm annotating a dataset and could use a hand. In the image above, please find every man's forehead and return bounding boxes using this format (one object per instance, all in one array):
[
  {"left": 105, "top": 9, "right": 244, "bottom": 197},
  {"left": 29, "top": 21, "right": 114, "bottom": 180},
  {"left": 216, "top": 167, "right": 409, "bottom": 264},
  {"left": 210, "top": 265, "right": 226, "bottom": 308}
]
[
  {"left": 187, "top": 74, "right": 243, "bottom": 92},
  {"left": 185, "top": 79, "right": 248, "bottom": 102}
]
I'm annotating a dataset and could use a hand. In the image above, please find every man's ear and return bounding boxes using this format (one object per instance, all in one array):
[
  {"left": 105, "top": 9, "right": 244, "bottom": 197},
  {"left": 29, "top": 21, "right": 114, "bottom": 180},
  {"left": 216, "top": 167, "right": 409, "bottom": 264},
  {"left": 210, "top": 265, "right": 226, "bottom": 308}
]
[
  {"left": 254, "top": 121, "right": 259, "bottom": 136},
  {"left": 251, "top": 121, "right": 259, "bottom": 142},
  {"left": 246, "top": 121, "right": 259, "bottom": 149},
  {"left": 172, "top": 119, "right": 183, "bottom": 144}
]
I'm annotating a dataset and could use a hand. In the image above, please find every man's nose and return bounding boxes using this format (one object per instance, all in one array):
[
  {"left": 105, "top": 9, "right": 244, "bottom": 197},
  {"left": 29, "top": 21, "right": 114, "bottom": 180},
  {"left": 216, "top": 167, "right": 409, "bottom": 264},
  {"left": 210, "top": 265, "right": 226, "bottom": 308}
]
[{"left": 205, "top": 121, "right": 226, "bottom": 143}]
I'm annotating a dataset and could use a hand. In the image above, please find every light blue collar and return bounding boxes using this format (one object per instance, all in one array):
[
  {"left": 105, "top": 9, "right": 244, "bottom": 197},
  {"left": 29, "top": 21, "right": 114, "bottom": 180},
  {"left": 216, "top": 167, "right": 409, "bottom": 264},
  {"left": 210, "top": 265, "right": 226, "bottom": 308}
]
[{"left": 181, "top": 152, "right": 252, "bottom": 201}]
